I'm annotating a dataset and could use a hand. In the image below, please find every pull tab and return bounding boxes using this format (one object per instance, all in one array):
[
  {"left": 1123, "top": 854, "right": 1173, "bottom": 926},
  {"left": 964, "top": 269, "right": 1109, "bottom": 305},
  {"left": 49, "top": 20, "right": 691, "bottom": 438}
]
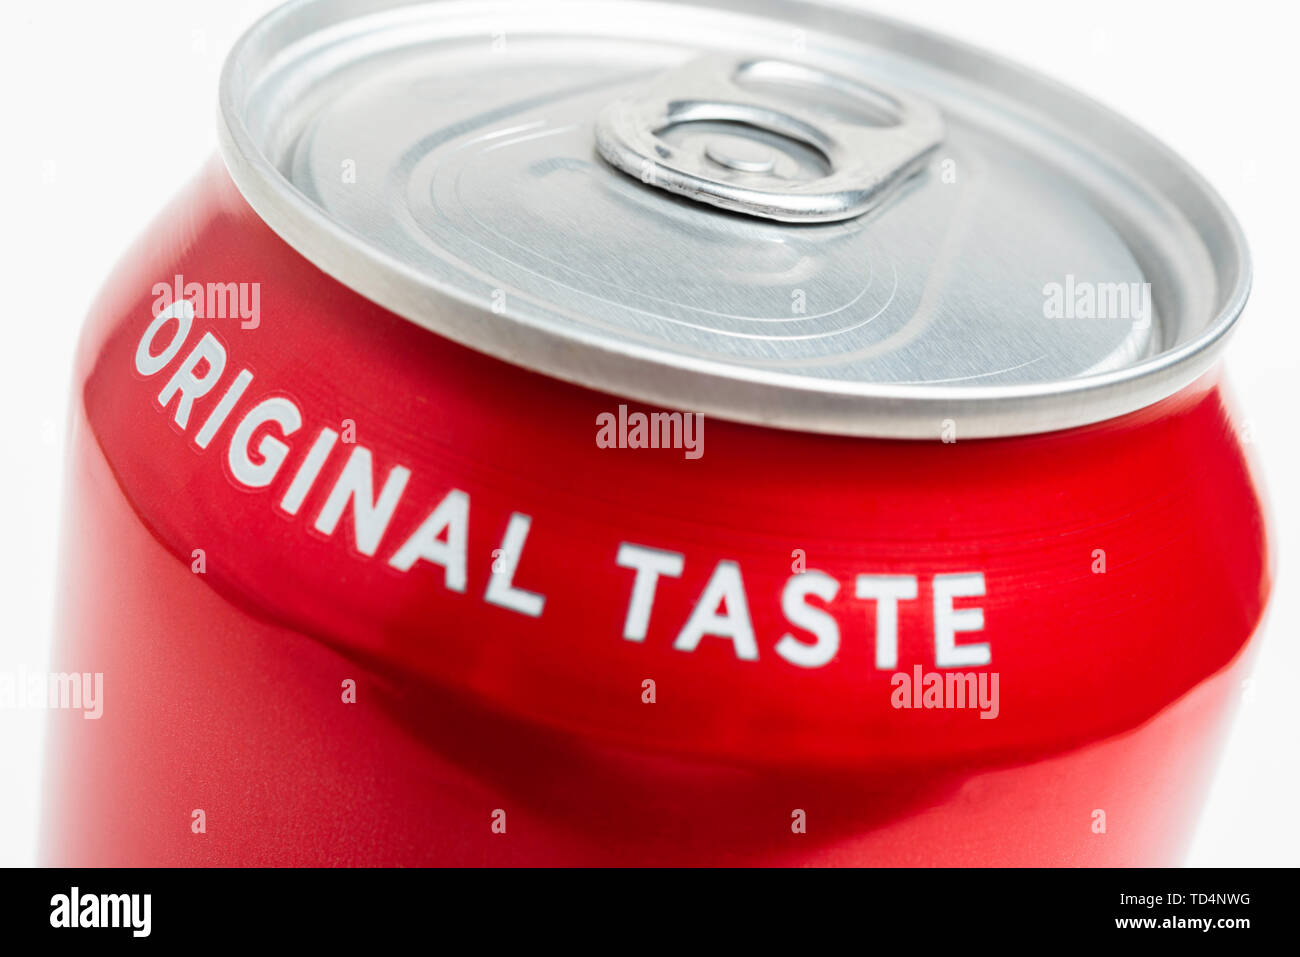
[{"left": 595, "top": 56, "right": 944, "bottom": 223}]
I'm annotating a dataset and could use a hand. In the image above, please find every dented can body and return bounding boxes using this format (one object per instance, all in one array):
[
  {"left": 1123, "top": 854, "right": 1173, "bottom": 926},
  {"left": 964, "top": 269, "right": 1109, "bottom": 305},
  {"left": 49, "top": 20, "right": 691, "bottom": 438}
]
[{"left": 44, "top": 0, "right": 1270, "bottom": 865}]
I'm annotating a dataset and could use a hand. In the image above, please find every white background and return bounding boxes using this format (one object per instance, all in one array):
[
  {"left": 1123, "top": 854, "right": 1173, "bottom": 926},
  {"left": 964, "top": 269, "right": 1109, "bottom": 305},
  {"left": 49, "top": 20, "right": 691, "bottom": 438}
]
[{"left": 0, "top": 0, "right": 1295, "bottom": 867}]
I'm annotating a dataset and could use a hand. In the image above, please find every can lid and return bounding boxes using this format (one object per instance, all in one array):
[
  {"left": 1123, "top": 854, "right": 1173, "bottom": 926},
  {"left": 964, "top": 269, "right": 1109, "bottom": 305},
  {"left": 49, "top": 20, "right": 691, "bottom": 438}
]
[{"left": 218, "top": 0, "right": 1250, "bottom": 438}]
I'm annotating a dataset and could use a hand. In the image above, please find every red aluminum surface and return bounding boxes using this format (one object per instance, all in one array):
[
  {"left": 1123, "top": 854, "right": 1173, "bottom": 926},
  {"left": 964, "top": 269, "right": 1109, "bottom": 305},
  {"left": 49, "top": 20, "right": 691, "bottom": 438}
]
[{"left": 41, "top": 161, "right": 1272, "bottom": 865}]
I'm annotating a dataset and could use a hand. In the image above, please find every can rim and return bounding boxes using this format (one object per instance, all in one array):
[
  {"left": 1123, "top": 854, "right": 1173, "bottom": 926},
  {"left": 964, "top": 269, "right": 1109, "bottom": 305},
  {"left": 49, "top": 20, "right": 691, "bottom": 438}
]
[{"left": 217, "top": 0, "right": 1252, "bottom": 439}]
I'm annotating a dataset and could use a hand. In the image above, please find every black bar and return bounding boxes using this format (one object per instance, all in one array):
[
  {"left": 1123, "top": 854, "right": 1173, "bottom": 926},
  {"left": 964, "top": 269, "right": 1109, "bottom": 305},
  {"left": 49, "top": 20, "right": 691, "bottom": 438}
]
[{"left": 0, "top": 866, "right": 1286, "bottom": 944}]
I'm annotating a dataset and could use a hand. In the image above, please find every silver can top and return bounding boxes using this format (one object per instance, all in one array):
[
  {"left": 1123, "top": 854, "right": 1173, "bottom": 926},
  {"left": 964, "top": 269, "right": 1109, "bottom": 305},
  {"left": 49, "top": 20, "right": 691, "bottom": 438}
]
[{"left": 218, "top": 0, "right": 1250, "bottom": 438}]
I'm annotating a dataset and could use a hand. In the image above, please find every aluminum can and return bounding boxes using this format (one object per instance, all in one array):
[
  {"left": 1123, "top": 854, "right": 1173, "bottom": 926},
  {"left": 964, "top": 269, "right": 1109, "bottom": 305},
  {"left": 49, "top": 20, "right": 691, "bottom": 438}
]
[{"left": 43, "top": 0, "right": 1270, "bottom": 866}]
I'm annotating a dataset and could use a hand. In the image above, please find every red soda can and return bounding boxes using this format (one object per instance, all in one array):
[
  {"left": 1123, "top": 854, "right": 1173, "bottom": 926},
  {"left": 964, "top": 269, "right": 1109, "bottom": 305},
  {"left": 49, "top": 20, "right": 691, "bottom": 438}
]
[{"left": 43, "top": 0, "right": 1269, "bottom": 866}]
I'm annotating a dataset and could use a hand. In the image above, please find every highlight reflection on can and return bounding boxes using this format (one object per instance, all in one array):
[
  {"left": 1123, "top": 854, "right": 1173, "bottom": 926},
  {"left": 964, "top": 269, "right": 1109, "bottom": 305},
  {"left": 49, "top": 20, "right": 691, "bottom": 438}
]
[{"left": 44, "top": 0, "right": 1270, "bottom": 865}]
